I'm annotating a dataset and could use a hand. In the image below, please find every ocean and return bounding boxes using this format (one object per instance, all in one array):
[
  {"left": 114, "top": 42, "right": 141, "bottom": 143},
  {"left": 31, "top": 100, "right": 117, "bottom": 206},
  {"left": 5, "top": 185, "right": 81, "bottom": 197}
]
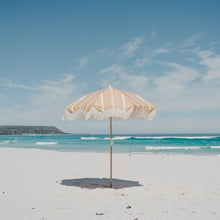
[{"left": 0, "top": 134, "right": 220, "bottom": 155}]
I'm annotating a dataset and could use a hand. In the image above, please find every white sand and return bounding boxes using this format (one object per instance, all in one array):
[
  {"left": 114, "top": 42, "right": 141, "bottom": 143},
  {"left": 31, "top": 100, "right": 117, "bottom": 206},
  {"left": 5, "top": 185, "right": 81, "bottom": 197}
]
[{"left": 0, "top": 148, "right": 220, "bottom": 220}]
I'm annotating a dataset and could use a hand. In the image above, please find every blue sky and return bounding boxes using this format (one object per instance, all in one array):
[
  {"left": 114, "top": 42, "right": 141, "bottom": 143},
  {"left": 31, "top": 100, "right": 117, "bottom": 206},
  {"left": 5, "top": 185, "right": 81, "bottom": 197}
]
[{"left": 0, "top": 0, "right": 220, "bottom": 134}]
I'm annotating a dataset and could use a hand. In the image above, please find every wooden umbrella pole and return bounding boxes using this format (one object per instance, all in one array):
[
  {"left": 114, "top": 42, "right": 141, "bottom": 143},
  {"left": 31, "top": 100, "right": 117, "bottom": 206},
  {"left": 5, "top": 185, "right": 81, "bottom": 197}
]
[{"left": 110, "top": 117, "right": 113, "bottom": 188}]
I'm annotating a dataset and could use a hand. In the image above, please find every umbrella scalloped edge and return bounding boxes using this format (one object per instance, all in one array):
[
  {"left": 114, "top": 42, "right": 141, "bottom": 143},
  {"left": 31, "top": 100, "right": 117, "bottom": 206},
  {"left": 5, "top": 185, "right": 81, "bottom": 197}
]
[{"left": 63, "top": 107, "right": 156, "bottom": 121}]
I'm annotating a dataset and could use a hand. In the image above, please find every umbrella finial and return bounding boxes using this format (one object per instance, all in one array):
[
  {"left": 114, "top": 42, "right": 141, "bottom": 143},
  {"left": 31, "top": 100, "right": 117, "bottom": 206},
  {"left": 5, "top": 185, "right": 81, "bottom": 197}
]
[{"left": 108, "top": 85, "right": 112, "bottom": 88}]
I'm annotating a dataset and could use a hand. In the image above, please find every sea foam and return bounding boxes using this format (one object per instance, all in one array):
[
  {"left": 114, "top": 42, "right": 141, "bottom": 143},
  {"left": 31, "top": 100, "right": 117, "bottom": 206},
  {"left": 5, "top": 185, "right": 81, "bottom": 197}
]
[
  {"left": 210, "top": 146, "right": 220, "bottom": 149},
  {"left": 36, "top": 142, "right": 58, "bottom": 145},
  {"left": 104, "top": 136, "right": 131, "bottom": 140},
  {"left": 0, "top": 140, "right": 17, "bottom": 144},
  {"left": 135, "top": 136, "right": 217, "bottom": 139},
  {"left": 145, "top": 146, "right": 201, "bottom": 150},
  {"left": 81, "top": 137, "right": 99, "bottom": 140}
]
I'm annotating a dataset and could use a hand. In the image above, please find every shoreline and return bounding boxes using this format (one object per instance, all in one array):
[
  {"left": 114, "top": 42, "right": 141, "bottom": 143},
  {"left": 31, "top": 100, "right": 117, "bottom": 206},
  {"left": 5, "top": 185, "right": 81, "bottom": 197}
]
[{"left": 1, "top": 146, "right": 220, "bottom": 157}]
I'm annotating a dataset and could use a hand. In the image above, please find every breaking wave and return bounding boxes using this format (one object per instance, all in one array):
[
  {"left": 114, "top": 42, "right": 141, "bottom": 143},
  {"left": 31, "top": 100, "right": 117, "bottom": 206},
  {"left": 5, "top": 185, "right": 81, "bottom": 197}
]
[
  {"left": 36, "top": 142, "right": 58, "bottom": 145},
  {"left": 104, "top": 136, "right": 131, "bottom": 140},
  {"left": 81, "top": 137, "right": 99, "bottom": 140},
  {"left": 145, "top": 146, "right": 201, "bottom": 150},
  {"left": 0, "top": 140, "right": 17, "bottom": 144},
  {"left": 135, "top": 136, "right": 217, "bottom": 140},
  {"left": 210, "top": 146, "right": 220, "bottom": 149}
]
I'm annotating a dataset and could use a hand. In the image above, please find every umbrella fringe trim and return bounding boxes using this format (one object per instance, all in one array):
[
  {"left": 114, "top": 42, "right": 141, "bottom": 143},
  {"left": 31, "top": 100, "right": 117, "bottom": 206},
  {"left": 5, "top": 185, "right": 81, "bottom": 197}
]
[{"left": 63, "top": 107, "right": 156, "bottom": 121}]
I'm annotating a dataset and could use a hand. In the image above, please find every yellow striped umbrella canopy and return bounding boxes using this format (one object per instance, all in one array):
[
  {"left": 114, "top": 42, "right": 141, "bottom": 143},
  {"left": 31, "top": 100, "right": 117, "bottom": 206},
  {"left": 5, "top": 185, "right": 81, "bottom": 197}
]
[
  {"left": 63, "top": 87, "right": 156, "bottom": 188},
  {"left": 64, "top": 87, "right": 156, "bottom": 121}
]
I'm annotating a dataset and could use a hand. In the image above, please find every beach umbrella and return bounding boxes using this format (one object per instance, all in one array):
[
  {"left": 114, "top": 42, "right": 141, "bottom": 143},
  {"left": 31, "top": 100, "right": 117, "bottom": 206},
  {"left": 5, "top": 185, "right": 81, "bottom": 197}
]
[{"left": 63, "top": 86, "right": 156, "bottom": 188}]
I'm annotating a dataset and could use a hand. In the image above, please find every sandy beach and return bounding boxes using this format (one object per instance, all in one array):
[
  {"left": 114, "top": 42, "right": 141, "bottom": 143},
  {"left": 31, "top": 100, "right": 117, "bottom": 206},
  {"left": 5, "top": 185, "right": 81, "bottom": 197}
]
[{"left": 0, "top": 148, "right": 220, "bottom": 220}]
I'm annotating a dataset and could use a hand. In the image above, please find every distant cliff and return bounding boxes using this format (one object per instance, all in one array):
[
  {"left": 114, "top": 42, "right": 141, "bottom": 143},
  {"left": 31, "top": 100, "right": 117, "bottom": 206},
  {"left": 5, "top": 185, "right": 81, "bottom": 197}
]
[{"left": 0, "top": 126, "right": 66, "bottom": 135}]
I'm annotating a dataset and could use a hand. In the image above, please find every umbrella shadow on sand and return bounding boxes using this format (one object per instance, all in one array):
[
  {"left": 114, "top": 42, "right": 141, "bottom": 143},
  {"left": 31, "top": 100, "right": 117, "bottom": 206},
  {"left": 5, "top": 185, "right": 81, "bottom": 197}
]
[{"left": 60, "top": 178, "right": 142, "bottom": 189}]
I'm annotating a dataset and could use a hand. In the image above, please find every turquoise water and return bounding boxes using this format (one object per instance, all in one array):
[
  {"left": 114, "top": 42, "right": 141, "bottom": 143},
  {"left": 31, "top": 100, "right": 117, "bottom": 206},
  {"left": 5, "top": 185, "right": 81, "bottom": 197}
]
[{"left": 0, "top": 134, "right": 220, "bottom": 155}]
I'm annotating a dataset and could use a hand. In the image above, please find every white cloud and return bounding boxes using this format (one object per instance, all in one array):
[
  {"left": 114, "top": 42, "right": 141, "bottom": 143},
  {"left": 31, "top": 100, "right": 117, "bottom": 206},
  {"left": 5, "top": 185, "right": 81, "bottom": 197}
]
[
  {"left": 120, "top": 73, "right": 149, "bottom": 91},
  {"left": 3, "top": 74, "right": 78, "bottom": 106},
  {"left": 153, "top": 63, "right": 200, "bottom": 97},
  {"left": 185, "top": 57, "right": 196, "bottom": 62},
  {"left": 5, "top": 81, "right": 36, "bottom": 90},
  {"left": 121, "top": 37, "right": 144, "bottom": 57},
  {"left": 133, "top": 45, "right": 171, "bottom": 68},
  {"left": 99, "top": 64, "right": 148, "bottom": 92},
  {"left": 133, "top": 57, "right": 150, "bottom": 67},
  {"left": 184, "top": 34, "right": 201, "bottom": 47},
  {"left": 133, "top": 47, "right": 170, "bottom": 68},
  {"left": 14, "top": 104, "right": 22, "bottom": 108},
  {"left": 3, "top": 74, "right": 79, "bottom": 100},
  {"left": 198, "top": 50, "right": 213, "bottom": 59},
  {"left": 99, "top": 64, "right": 127, "bottom": 87},
  {"left": 1, "top": 74, "right": 81, "bottom": 123},
  {"left": 99, "top": 64, "right": 123, "bottom": 75},
  {"left": 177, "top": 44, "right": 220, "bottom": 81},
  {"left": 165, "top": 63, "right": 200, "bottom": 82},
  {"left": 197, "top": 50, "right": 220, "bottom": 81},
  {"left": 30, "top": 74, "right": 79, "bottom": 107},
  {"left": 95, "top": 35, "right": 220, "bottom": 117},
  {"left": 77, "top": 56, "right": 88, "bottom": 67},
  {"left": 153, "top": 48, "right": 170, "bottom": 55}
]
